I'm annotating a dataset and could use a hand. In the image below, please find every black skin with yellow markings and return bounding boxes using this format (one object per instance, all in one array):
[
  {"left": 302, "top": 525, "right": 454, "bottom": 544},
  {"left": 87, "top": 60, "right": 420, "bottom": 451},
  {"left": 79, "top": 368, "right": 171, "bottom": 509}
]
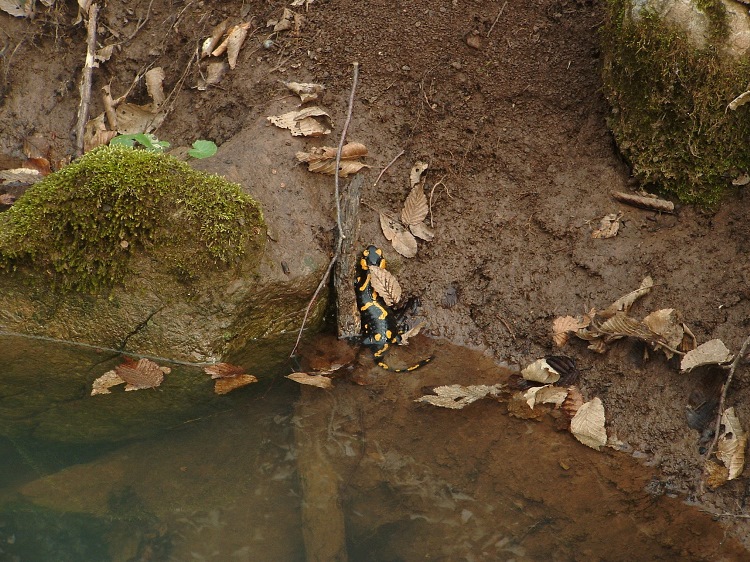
[{"left": 355, "top": 245, "right": 433, "bottom": 372}]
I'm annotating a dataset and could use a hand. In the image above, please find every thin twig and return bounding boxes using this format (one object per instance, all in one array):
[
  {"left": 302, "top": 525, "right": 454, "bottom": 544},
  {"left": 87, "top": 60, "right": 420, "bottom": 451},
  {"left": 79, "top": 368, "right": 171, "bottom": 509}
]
[
  {"left": 488, "top": 1, "right": 508, "bottom": 38},
  {"left": 703, "top": 335, "right": 750, "bottom": 473},
  {"left": 74, "top": 2, "right": 99, "bottom": 156},
  {"left": 290, "top": 62, "right": 360, "bottom": 357},
  {"left": 372, "top": 149, "right": 404, "bottom": 189}
]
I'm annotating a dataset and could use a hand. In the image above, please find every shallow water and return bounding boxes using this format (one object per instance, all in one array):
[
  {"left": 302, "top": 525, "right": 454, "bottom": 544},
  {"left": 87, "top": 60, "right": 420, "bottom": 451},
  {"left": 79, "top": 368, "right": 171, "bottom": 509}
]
[{"left": 0, "top": 335, "right": 747, "bottom": 561}]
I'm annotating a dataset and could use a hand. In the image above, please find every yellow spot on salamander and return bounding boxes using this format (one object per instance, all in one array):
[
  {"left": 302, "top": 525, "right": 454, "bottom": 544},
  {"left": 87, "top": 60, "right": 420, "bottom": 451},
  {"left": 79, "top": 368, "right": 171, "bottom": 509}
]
[{"left": 374, "top": 333, "right": 382, "bottom": 342}]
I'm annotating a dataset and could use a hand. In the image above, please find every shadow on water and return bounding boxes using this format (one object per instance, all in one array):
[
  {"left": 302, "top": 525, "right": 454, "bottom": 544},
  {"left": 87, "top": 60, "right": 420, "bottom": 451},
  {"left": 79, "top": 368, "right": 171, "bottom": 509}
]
[{"left": 0, "top": 334, "right": 748, "bottom": 561}]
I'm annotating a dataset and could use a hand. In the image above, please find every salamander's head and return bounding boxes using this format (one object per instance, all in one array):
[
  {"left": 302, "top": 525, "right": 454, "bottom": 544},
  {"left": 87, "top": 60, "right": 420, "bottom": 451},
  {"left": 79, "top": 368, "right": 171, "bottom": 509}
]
[{"left": 362, "top": 245, "right": 386, "bottom": 269}]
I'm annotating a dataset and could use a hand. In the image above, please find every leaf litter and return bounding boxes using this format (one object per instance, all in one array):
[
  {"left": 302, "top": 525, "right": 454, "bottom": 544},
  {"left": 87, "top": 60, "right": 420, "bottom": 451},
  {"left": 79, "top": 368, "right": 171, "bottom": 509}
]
[
  {"left": 203, "top": 362, "right": 258, "bottom": 395},
  {"left": 296, "top": 141, "right": 369, "bottom": 175}
]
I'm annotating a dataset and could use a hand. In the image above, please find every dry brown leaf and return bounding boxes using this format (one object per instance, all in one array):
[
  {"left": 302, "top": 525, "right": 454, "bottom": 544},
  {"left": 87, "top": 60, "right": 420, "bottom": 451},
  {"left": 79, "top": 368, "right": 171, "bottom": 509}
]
[
  {"left": 705, "top": 460, "right": 730, "bottom": 489},
  {"left": 401, "top": 184, "right": 429, "bottom": 226},
  {"left": 642, "top": 308, "right": 683, "bottom": 358},
  {"left": 379, "top": 211, "right": 403, "bottom": 241},
  {"left": 116, "top": 358, "right": 169, "bottom": 391},
  {"left": 410, "top": 161, "right": 429, "bottom": 187},
  {"left": 296, "top": 142, "right": 367, "bottom": 162},
  {"left": 83, "top": 113, "right": 116, "bottom": 153},
  {"left": 416, "top": 384, "right": 504, "bottom": 409},
  {"left": 562, "top": 385, "right": 585, "bottom": 419},
  {"left": 273, "top": 8, "right": 295, "bottom": 31},
  {"left": 286, "top": 372, "right": 333, "bottom": 389},
  {"left": 306, "top": 159, "right": 369, "bottom": 177},
  {"left": 268, "top": 107, "right": 331, "bottom": 137},
  {"left": 521, "top": 358, "right": 560, "bottom": 384},
  {"left": 91, "top": 370, "right": 125, "bottom": 396},
  {"left": 392, "top": 229, "right": 418, "bottom": 258},
  {"left": 215, "top": 374, "right": 258, "bottom": 394},
  {"left": 144, "top": 67, "right": 166, "bottom": 109},
  {"left": 605, "top": 276, "right": 654, "bottom": 314},
  {"left": 594, "top": 312, "right": 658, "bottom": 343},
  {"left": 203, "top": 362, "right": 247, "bottom": 379},
  {"left": 523, "top": 384, "right": 568, "bottom": 409},
  {"left": 95, "top": 44, "right": 115, "bottom": 65},
  {"left": 681, "top": 339, "right": 734, "bottom": 372},
  {"left": 409, "top": 222, "right": 435, "bottom": 241},
  {"left": 570, "top": 397, "right": 607, "bottom": 450},
  {"left": 507, "top": 391, "right": 545, "bottom": 420},
  {"left": 717, "top": 407, "right": 747, "bottom": 480},
  {"left": 368, "top": 265, "right": 402, "bottom": 307},
  {"left": 226, "top": 22, "right": 251, "bottom": 69},
  {"left": 0, "top": 168, "right": 42, "bottom": 185},
  {"left": 201, "top": 18, "right": 230, "bottom": 58},
  {"left": 283, "top": 81, "right": 325, "bottom": 103},
  {"left": 552, "top": 315, "right": 585, "bottom": 347},
  {"left": 591, "top": 212, "right": 622, "bottom": 239},
  {"left": 197, "top": 61, "right": 228, "bottom": 91},
  {"left": 115, "top": 103, "right": 166, "bottom": 135},
  {"left": 0, "top": 193, "right": 16, "bottom": 205},
  {"left": 400, "top": 320, "right": 426, "bottom": 345},
  {"left": 0, "top": 0, "right": 33, "bottom": 17}
]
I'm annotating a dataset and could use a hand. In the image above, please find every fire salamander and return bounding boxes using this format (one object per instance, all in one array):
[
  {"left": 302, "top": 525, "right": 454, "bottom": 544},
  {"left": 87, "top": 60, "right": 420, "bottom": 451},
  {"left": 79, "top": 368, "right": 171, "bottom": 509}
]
[{"left": 355, "top": 245, "right": 433, "bottom": 372}]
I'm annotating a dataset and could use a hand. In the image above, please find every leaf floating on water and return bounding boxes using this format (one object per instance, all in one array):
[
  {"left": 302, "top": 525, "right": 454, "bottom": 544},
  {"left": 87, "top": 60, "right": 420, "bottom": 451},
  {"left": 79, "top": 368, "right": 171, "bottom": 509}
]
[
  {"left": 415, "top": 384, "right": 505, "bottom": 409},
  {"left": 605, "top": 276, "right": 653, "bottom": 314},
  {"left": 287, "top": 372, "right": 333, "bottom": 389},
  {"left": 204, "top": 362, "right": 248, "bottom": 379},
  {"left": 570, "top": 397, "right": 607, "bottom": 450},
  {"left": 115, "top": 358, "right": 169, "bottom": 391},
  {"left": 368, "top": 265, "right": 402, "bottom": 307},
  {"left": 591, "top": 212, "right": 622, "bottom": 239},
  {"left": 716, "top": 407, "right": 747, "bottom": 481},
  {"left": 401, "top": 184, "right": 429, "bottom": 226},
  {"left": 681, "top": 339, "right": 733, "bottom": 372},
  {"left": 215, "top": 374, "right": 258, "bottom": 395},
  {"left": 91, "top": 370, "right": 125, "bottom": 396},
  {"left": 521, "top": 358, "right": 560, "bottom": 384}
]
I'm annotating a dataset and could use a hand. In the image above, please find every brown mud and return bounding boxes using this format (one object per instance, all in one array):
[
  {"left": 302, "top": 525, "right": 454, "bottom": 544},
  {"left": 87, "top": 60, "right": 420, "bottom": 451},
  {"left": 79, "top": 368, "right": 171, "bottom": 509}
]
[{"left": 2, "top": 0, "right": 750, "bottom": 555}]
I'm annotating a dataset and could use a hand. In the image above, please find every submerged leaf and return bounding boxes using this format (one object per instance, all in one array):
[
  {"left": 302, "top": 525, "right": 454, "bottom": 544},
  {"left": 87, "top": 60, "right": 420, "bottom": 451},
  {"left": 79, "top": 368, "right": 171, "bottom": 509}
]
[
  {"left": 91, "top": 370, "right": 125, "bottom": 396},
  {"left": 116, "top": 358, "right": 169, "bottom": 391},
  {"left": 215, "top": 374, "right": 258, "bottom": 394},
  {"left": 204, "top": 362, "right": 247, "bottom": 379},
  {"left": 286, "top": 372, "right": 333, "bottom": 389},
  {"left": 415, "top": 384, "right": 505, "bottom": 409}
]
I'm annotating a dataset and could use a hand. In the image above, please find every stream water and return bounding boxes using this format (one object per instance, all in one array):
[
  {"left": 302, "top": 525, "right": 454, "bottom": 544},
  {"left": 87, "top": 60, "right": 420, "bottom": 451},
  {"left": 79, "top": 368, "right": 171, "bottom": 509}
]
[{"left": 0, "top": 335, "right": 747, "bottom": 561}]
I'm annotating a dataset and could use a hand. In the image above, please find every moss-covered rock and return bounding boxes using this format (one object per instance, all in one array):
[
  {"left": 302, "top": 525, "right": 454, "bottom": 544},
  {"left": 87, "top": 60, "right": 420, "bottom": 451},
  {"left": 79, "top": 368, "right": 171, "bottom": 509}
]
[
  {"left": 0, "top": 145, "right": 264, "bottom": 291},
  {"left": 601, "top": 0, "right": 750, "bottom": 204}
]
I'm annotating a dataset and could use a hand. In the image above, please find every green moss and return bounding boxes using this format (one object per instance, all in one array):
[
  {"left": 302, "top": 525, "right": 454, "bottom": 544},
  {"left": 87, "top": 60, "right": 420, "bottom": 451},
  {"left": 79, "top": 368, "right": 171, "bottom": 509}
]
[
  {"left": 601, "top": 0, "right": 750, "bottom": 205},
  {"left": 0, "top": 145, "right": 265, "bottom": 291}
]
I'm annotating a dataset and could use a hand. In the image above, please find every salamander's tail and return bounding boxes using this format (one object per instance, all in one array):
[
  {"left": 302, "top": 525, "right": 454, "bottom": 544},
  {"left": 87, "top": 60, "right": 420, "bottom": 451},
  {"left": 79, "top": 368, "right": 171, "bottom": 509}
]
[{"left": 376, "top": 355, "right": 434, "bottom": 373}]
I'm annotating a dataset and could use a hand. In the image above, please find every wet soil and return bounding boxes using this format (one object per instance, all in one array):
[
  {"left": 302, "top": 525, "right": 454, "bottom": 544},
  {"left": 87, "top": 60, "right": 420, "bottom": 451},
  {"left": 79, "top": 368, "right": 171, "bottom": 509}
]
[{"left": 3, "top": 0, "right": 750, "bottom": 554}]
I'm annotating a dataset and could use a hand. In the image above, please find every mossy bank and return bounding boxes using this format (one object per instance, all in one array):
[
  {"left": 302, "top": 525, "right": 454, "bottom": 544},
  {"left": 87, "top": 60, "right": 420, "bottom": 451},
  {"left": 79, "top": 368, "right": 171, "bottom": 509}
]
[
  {"left": 0, "top": 145, "right": 264, "bottom": 291},
  {"left": 601, "top": 0, "right": 750, "bottom": 205}
]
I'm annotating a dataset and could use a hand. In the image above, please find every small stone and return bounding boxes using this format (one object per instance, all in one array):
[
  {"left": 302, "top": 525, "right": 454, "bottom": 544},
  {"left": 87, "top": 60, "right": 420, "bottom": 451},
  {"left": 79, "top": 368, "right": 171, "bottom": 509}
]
[
  {"left": 466, "top": 34, "right": 482, "bottom": 49},
  {"left": 401, "top": 65, "right": 411, "bottom": 71}
]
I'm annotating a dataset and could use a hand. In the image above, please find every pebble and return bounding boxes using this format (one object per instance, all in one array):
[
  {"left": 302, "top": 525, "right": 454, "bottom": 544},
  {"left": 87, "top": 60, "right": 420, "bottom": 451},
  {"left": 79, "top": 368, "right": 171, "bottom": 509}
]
[{"left": 402, "top": 65, "right": 411, "bottom": 71}]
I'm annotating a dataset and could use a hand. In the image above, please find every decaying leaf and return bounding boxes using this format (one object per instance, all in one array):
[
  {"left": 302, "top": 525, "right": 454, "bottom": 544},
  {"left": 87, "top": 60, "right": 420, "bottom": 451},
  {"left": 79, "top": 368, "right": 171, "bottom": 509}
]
[
  {"left": 283, "top": 81, "right": 325, "bottom": 103},
  {"left": 507, "top": 391, "right": 545, "bottom": 420},
  {"left": 115, "top": 358, "right": 169, "bottom": 391},
  {"left": 716, "top": 407, "right": 747, "bottom": 480},
  {"left": 605, "top": 276, "right": 654, "bottom": 314},
  {"left": 272, "top": 8, "right": 295, "bottom": 32},
  {"left": 521, "top": 358, "right": 560, "bottom": 384},
  {"left": 410, "top": 161, "right": 429, "bottom": 187},
  {"left": 215, "top": 374, "right": 258, "bottom": 394},
  {"left": 401, "top": 184, "right": 429, "bottom": 226},
  {"left": 201, "top": 18, "right": 230, "bottom": 58},
  {"left": 268, "top": 106, "right": 331, "bottom": 137},
  {"left": 91, "top": 370, "right": 125, "bottom": 396},
  {"left": 570, "top": 397, "right": 607, "bottom": 450},
  {"left": 591, "top": 212, "right": 622, "bottom": 239},
  {"left": 379, "top": 211, "right": 403, "bottom": 242},
  {"left": 83, "top": 113, "right": 117, "bottom": 152},
  {"left": 296, "top": 142, "right": 367, "bottom": 162},
  {"left": 305, "top": 159, "right": 369, "bottom": 177},
  {"left": 523, "top": 384, "right": 569, "bottom": 409},
  {"left": 409, "top": 221, "right": 435, "bottom": 242},
  {"left": 562, "top": 385, "right": 585, "bottom": 419},
  {"left": 0, "top": 0, "right": 33, "bottom": 17},
  {"left": 368, "top": 265, "right": 402, "bottom": 307},
  {"left": 225, "top": 22, "right": 251, "bottom": 69},
  {"left": 681, "top": 339, "right": 734, "bottom": 372},
  {"left": 203, "top": 362, "right": 247, "bottom": 379},
  {"left": 144, "top": 67, "right": 166, "bottom": 109},
  {"left": 399, "top": 321, "right": 426, "bottom": 345},
  {"left": 197, "top": 61, "right": 227, "bottom": 91},
  {"left": 95, "top": 44, "right": 115, "bottom": 65},
  {"left": 642, "top": 308, "right": 684, "bottom": 358},
  {"left": 287, "top": 372, "right": 333, "bottom": 389},
  {"left": 552, "top": 315, "right": 587, "bottom": 347},
  {"left": 593, "top": 312, "right": 659, "bottom": 344},
  {"left": 705, "top": 460, "right": 730, "bottom": 489},
  {"left": 115, "top": 103, "right": 165, "bottom": 135},
  {"left": 415, "top": 384, "right": 504, "bottom": 409},
  {"left": 391, "top": 229, "right": 418, "bottom": 258}
]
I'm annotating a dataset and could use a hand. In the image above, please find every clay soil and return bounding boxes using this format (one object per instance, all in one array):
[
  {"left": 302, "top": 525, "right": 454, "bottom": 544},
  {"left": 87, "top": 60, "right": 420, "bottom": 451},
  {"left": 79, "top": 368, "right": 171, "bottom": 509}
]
[{"left": 3, "top": 0, "right": 750, "bottom": 555}]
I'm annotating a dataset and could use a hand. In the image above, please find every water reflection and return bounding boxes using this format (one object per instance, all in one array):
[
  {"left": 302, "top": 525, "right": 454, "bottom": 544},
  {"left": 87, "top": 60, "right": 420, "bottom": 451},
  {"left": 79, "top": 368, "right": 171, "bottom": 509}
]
[{"left": 0, "top": 335, "right": 747, "bottom": 561}]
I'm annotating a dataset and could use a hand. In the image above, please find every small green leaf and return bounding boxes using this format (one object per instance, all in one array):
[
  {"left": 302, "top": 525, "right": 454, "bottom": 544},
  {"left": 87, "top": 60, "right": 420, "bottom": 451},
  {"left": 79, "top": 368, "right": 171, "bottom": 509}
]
[
  {"left": 188, "top": 140, "right": 218, "bottom": 159},
  {"left": 110, "top": 133, "right": 170, "bottom": 152},
  {"left": 110, "top": 135, "right": 137, "bottom": 148}
]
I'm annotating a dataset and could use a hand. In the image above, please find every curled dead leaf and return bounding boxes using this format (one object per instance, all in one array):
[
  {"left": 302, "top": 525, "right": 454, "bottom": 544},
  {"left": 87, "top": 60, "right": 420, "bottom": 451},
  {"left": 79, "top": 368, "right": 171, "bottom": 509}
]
[
  {"left": 201, "top": 18, "right": 230, "bottom": 58},
  {"left": 268, "top": 106, "right": 331, "bottom": 137},
  {"left": 115, "top": 358, "right": 169, "bottom": 391},
  {"left": 716, "top": 407, "right": 747, "bottom": 480},
  {"left": 399, "top": 320, "right": 426, "bottom": 345},
  {"left": 591, "top": 212, "right": 622, "bottom": 239},
  {"left": 410, "top": 161, "right": 429, "bottom": 187},
  {"left": 368, "top": 265, "right": 402, "bottom": 307},
  {"left": 507, "top": 391, "right": 545, "bottom": 420},
  {"left": 521, "top": 358, "right": 560, "bottom": 384},
  {"left": 642, "top": 308, "right": 684, "bottom": 358},
  {"left": 523, "top": 384, "right": 569, "bottom": 409},
  {"left": 605, "top": 276, "right": 654, "bottom": 314},
  {"left": 705, "top": 460, "right": 730, "bottom": 489},
  {"left": 225, "top": 22, "right": 251, "bottom": 69},
  {"left": 552, "top": 315, "right": 585, "bottom": 347},
  {"left": 570, "top": 397, "right": 607, "bottom": 450},
  {"left": 83, "top": 113, "right": 117, "bottom": 153},
  {"left": 681, "top": 339, "right": 734, "bottom": 372},
  {"left": 283, "top": 81, "right": 325, "bottom": 103}
]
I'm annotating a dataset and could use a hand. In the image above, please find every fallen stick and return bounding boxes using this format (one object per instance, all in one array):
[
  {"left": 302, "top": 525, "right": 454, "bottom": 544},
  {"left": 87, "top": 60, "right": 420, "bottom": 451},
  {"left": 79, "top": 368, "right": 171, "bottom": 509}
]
[
  {"left": 334, "top": 174, "right": 363, "bottom": 339},
  {"left": 74, "top": 2, "right": 99, "bottom": 157},
  {"left": 611, "top": 191, "right": 675, "bottom": 214},
  {"left": 290, "top": 62, "right": 360, "bottom": 357}
]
